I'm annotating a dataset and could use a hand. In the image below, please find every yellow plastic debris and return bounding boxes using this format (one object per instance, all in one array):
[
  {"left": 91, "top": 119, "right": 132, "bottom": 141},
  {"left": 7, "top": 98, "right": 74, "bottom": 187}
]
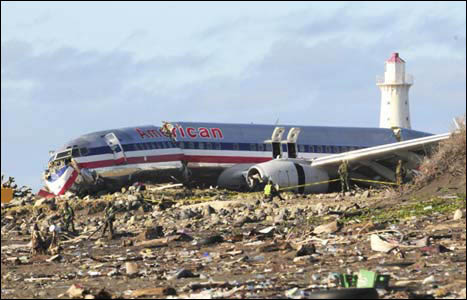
[{"left": 1, "top": 188, "right": 14, "bottom": 203}]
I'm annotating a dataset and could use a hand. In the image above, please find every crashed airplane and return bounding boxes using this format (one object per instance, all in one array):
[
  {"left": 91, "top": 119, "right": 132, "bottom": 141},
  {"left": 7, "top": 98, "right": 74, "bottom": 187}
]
[
  {"left": 39, "top": 52, "right": 457, "bottom": 197},
  {"left": 39, "top": 122, "right": 453, "bottom": 197}
]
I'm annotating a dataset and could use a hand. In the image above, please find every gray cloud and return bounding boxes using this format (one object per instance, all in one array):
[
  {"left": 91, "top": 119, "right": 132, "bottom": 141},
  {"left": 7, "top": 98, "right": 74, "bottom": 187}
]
[{"left": 1, "top": 40, "right": 210, "bottom": 104}]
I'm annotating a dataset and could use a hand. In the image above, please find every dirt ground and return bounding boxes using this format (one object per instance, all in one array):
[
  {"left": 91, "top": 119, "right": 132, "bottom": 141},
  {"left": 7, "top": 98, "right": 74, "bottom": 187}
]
[{"left": 1, "top": 173, "right": 466, "bottom": 299}]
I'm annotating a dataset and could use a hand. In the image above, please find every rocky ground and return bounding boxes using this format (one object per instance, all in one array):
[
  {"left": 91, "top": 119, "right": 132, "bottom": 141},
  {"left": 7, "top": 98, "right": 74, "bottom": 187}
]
[{"left": 1, "top": 173, "right": 466, "bottom": 299}]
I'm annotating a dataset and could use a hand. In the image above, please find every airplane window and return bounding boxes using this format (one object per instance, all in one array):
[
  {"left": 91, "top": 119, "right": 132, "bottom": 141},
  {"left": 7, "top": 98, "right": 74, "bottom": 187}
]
[
  {"left": 299, "top": 145, "right": 305, "bottom": 152},
  {"left": 325, "top": 146, "right": 331, "bottom": 153},
  {"left": 160, "top": 142, "right": 166, "bottom": 149},
  {"left": 250, "top": 144, "right": 257, "bottom": 151},
  {"left": 341, "top": 146, "right": 348, "bottom": 152},
  {"left": 258, "top": 144, "right": 264, "bottom": 151},
  {"left": 79, "top": 148, "right": 89, "bottom": 156},
  {"left": 233, "top": 143, "right": 239, "bottom": 151},
  {"left": 71, "top": 147, "right": 80, "bottom": 157},
  {"left": 206, "top": 142, "right": 212, "bottom": 150},
  {"left": 188, "top": 142, "right": 195, "bottom": 149},
  {"left": 316, "top": 146, "right": 323, "bottom": 153},
  {"left": 215, "top": 143, "right": 221, "bottom": 150},
  {"left": 266, "top": 144, "right": 272, "bottom": 152},
  {"left": 179, "top": 142, "right": 185, "bottom": 149},
  {"left": 199, "top": 142, "right": 205, "bottom": 150},
  {"left": 331, "top": 146, "right": 336, "bottom": 153}
]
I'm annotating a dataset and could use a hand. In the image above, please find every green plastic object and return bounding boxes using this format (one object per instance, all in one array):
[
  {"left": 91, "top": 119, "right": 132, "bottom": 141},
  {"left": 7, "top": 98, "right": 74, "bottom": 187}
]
[
  {"left": 339, "top": 274, "right": 358, "bottom": 288},
  {"left": 356, "top": 270, "right": 377, "bottom": 288},
  {"left": 338, "top": 270, "right": 390, "bottom": 289},
  {"left": 356, "top": 270, "right": 390, "bottom": 289}
]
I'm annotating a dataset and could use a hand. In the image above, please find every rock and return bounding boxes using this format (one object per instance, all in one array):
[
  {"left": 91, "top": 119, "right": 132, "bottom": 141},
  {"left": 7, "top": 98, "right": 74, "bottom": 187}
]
[
  {"left": 180, "top": 208, "right": 197, "bottom": 220},
  {"left": 361, "top": 190, "right": 370, "bottom": 198},
  {"left": 293, "top": 255, "right": 315, "bottom": 264},
  {"left": 274, "top": 210, "right": 287, "bottom": 223},
  {"left": 172, "top": 268, "right": 198, "bottom": 279},
  {"left": 203, "top": 205, "right": 216, "bottom": 216},
  {"left": 234, "top": 215, "right": 254, "bottom": 227},
  {"left": 313, "top": 220, "right": 339, "bottom": 235},
  {"left": 138, "top": 226, "right": 164, "bottom": 240},
  {"left": 453, "top": 209, "right": 463, "bottom": 220},
  {"left": 296, "top": 243, "right": 316, "bottom": 257},
  {"left": 67, "top": 284, "right": 86, "bottom": 298},
  {"left": 198, "top": 235, "right": 224, "bottom": 246},
  {"left": 125, "top": 262, "right": 139, "bottom": 276}
]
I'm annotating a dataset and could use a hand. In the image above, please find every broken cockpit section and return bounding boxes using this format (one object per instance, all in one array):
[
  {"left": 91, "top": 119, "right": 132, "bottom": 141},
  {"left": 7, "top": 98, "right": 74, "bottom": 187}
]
[{"left": 42, "top": 146, "right": 108, "bottom": 196}]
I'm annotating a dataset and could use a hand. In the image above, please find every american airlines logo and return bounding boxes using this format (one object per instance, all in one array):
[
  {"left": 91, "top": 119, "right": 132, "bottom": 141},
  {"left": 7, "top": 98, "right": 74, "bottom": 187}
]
[{"left": 136, "top": 126, "right": 224, "bottom": 139}]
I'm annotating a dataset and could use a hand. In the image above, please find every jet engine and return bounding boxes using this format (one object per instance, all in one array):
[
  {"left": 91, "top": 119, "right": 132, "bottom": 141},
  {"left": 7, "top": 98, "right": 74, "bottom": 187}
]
[{"left": 246, "top": 159, "right": 329, "bottom": 194}]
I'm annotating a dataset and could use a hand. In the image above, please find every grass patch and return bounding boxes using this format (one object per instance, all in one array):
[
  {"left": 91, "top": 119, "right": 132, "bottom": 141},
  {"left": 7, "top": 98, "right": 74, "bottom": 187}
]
[{"left": 341, "top": 196, "right": 466, "bottom": 224}]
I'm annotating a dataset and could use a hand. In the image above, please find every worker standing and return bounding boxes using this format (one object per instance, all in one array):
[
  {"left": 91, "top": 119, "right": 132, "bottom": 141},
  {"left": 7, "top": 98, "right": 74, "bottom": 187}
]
[
  {"left": 264, "top": 179, "right": 284, "bottom": 201},
  {"left": 48, "top": 225, "right": 61, "bottom": 255},
  {"left": 395, "top": 160, "right": 405, "bottom": 186},
  {"left": 338, "top": 160, "right": 351, "bottom": 194},
  {"left": 62, "top": 201, "right": 76, "bottom": 233},
  {"left": 102, "top": 202, "right": 116, "bottom": 239},
  {"left": 31, "top": 223, "right": 46, "bottom": 255}
]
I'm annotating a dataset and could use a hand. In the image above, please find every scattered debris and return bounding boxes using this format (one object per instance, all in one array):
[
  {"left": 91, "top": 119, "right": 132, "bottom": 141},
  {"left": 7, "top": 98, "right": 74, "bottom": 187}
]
[
  {"left": 313, "top": 220, "right": 340, "bottom": 235},
  {"left": 1, "top": 165, "right": 465, "bottom": 299}
]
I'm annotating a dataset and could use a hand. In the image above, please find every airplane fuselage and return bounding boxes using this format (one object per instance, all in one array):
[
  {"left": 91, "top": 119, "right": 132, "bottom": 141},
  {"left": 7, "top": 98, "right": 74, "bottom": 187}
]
[{"left": 43, "top": 122, "right": 432, "bottom": 195}]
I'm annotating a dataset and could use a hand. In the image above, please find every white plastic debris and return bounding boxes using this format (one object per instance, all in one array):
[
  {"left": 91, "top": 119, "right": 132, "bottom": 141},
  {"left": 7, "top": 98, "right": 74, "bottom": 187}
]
[
  {"left": 422, "top": 275, "right": 436, "bottom": 285},
  {"left": 370, "top": 234, "right": 398, "bottom": 253}
]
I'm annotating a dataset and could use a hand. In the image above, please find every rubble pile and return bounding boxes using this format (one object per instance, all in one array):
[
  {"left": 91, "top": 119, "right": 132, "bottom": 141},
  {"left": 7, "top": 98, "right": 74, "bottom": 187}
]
[{"left": 1, "top": 181, "right": 466, "bottom": 299}]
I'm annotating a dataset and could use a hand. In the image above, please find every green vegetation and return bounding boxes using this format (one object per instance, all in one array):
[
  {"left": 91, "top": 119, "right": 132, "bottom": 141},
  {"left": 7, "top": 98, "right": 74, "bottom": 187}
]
[{"left": 341, "top": 195, "right": 466, "bottom": 224}]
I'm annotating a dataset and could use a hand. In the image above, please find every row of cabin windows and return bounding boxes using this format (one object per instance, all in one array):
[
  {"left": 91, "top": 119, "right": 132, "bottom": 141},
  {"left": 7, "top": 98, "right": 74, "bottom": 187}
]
[
  {"left": 129, "top": 142, "right": 363, "bottom": 154},
  {"left": 132, "top": 141, "right": 177, "bottom": 151}
]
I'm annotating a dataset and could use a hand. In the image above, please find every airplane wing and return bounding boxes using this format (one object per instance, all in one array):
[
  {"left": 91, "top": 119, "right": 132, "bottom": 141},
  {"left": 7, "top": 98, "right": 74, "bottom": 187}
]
[{"left": 308, "top": 132, "right": 452, "bottom": 182}]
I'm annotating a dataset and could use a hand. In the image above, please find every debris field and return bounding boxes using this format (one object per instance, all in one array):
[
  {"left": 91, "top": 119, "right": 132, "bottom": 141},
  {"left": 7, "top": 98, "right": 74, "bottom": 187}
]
[{"left": 1, "top": 176, "right": 466, "bottom": 299}]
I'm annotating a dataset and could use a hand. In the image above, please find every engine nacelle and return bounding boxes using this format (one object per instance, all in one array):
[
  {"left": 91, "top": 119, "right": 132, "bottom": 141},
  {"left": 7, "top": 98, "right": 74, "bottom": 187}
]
[{"left": 246, "top": 159, "right": 329, "bottom": 194}]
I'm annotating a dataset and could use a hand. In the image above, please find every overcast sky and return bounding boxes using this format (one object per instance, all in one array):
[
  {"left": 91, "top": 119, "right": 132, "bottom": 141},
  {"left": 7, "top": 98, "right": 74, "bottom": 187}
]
[{"left": 2, "top": 1, "right": 466, "bottom": 191}]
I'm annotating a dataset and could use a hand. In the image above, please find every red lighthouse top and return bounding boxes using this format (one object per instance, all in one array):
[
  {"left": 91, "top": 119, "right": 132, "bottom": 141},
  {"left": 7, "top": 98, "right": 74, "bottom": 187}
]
[{"left": 387, "top": 52, "right": 405, "bottom": 63}]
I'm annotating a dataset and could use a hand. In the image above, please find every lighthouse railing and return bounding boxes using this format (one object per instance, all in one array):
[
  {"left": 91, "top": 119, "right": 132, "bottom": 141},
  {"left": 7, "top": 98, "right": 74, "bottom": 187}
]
[{"left": 376, "top": 74, "right": 413, "bottom": 85}]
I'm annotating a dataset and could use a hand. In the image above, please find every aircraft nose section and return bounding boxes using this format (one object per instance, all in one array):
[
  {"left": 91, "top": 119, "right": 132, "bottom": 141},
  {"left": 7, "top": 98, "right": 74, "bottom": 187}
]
[{"left": 43, "top": 165, "right": 79, "bottom": 196}]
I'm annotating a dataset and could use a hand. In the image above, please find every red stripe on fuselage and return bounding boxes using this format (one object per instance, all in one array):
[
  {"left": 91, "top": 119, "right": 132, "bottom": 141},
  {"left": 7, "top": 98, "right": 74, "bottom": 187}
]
[
  {"left": 58, "top": 170, "right": 78, "bottom": 195},
  {"left": 77, "top": 153, "right": 272, "bottom": 170}
]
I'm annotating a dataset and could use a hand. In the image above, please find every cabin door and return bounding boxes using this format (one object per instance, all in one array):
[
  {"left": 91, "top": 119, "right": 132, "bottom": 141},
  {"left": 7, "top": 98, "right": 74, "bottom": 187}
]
[{"left": 104, "top": 133, "right": 126, "bottom": 164}]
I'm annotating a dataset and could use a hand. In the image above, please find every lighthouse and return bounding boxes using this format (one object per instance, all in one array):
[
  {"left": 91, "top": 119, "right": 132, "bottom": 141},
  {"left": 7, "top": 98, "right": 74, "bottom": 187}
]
[{"left": 377, "top": 52, "right": 413, "bottom": 129}]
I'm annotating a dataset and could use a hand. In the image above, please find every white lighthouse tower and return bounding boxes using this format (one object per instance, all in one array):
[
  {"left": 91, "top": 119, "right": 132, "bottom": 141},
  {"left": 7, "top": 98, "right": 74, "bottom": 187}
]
[{"left": 377, "top": 52, "right": 413, "bottom": 129}]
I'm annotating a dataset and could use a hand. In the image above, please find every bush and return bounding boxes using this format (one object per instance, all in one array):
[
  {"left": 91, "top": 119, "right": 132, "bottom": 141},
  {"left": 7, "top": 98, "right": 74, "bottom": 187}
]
[{"left": 412, "top": 117, "right": 466, "bottom": 188}]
